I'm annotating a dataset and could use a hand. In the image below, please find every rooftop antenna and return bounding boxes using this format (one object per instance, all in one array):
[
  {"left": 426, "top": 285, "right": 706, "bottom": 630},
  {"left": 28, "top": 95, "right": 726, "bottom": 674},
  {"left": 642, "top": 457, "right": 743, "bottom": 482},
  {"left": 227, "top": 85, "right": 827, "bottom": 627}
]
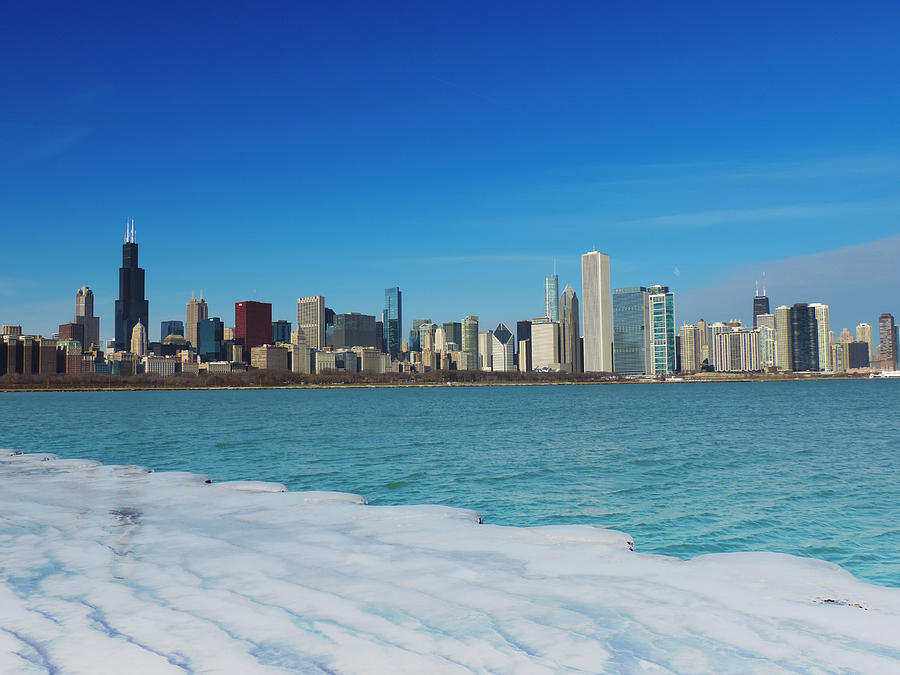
[
  {"left": 553, "top": 258, "right": 557, "bottom": 276},
  {"left": 130, "top": 218, "right": 135, "bottom": 243},
  {"left": 124, "top": 219, "right": 128, "bottom": 243},
  {"left": 756, "top": 279, "right": 759, "bottom": 297},
  {"left": 763, "top": 271, "right": 767, "bottom": 297}
]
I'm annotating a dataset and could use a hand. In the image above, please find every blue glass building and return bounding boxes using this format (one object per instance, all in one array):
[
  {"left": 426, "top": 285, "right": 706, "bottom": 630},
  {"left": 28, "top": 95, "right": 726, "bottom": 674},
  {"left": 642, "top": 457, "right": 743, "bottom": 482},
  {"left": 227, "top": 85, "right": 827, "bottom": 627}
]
[
  {"left": 198, "top": 317, "right": 225, "bottom": 362},
  {"left": 272, "top": 319, "right": 291, "bottom": 344},
  {"left": 383, "top": 287, "right": 402, "bottom": 360},
  {"left": 612, "top": 287, "right": 649, "bottom": 375},
  {"left": 160, "top": 320, "right": 184, "bottom": 340},
  {"left": 648, "top": 285, "right": 676, "bottom": 375}
]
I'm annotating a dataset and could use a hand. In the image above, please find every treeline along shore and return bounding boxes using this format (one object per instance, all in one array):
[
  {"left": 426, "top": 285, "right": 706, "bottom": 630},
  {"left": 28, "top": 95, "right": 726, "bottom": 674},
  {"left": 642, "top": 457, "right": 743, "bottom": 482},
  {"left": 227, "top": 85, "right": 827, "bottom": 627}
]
[{"left": 0, "top": 370, "right": 872, "bottom": 391}]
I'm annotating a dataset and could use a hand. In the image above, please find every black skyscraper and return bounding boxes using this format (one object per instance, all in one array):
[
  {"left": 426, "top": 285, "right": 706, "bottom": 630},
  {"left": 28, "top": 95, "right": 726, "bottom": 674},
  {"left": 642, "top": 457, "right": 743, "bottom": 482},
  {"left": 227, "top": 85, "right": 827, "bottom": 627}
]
[
  {"left": 752, "top": 282, "right": 770, "bottom": 328},
  {"left": 114, "top": 221, "right": 149, "bottom": 351},
  {"left": 789, "top": 303, "right": 818, "bottom": 372}
]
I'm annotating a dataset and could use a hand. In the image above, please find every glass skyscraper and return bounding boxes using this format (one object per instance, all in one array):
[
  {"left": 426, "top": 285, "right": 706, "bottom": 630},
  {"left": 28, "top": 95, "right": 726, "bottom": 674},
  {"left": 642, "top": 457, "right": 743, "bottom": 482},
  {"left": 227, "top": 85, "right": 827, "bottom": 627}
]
[
  {"left": 790, "top": 303, "right": 819, "bottom": 372},
  {"left": 198, "top": 317, "right": 224, "bottom": 362},
  {"left": 544, "top": 273, "right": 559, "bottom": 322},
  {"left": 383, "top": 287, "right": 402, "bottom": 360},
  {"left": 612, "top": 287, "right": 649, "bottom": 375},
  {"left": 648, "top": 285, "right": 676, "bottom": 375}
]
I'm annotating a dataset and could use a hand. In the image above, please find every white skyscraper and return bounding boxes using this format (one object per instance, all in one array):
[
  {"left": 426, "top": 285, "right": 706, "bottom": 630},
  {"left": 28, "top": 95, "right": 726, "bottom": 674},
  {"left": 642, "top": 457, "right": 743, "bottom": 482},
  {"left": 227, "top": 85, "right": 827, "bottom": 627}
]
[
  {"left": 581, "top": 250, "right": 612, "bottom": 372},
  {"left": 491, "top": 323, "right": 515, "bottom": 372},
  {"left": 298, "top": 296, "right": 326, "bottom": 350},
  {"left": 810, "top": 303, "right": 831, "bottom": 372}
]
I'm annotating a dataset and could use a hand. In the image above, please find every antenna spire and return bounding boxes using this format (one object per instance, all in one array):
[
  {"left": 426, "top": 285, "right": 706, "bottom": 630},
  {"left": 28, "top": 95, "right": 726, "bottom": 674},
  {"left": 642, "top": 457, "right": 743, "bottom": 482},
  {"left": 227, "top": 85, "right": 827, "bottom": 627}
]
[
  {"left": 756, "top": 279, "right": 759, "bottom": 297},
  {"left": 763, "top": 271, "right": 767, "bottom": 297}
]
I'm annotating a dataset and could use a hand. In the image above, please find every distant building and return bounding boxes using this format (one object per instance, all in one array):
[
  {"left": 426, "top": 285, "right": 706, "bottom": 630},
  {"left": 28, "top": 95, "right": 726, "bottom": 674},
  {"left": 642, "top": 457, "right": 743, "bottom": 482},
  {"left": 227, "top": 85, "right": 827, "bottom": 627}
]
[
  {"left": 478, "top": 331, "right": 493, "bottom": 371},
  {"left": 531, "top": 318, "right": 561, "bottom": 370},
  {"left": 235, "top": 301, "right": 272, "bottom": 359},
  {"left": 752, "top": 283, "right": 770, "bottom": 328},
  {"left": 143, "top": 355, "right": 177, "bottom": 377},
  {"left": 790, "top": 303, "right": 819, "bottom": 372},
  {"left": 544, "top": 272, "right": 559, "bottom": 322},
  {"left": 696, "top": 318, "right": 709, "bottom": 365},
  {"left": 613, "top": 286, "right": 649, "bottom": 375},
  {"left": 186, "top": 296, "right": 208, "bottom": 348},
  {"left": 491, "top": 323, "right": 515, "bottom": 372},
  {"left": 679, "top": 324, "right": 701, "bottom": 372},
  {"left": 879, "top": 313, "right": 897, "bottom": 370},
  {"left": 518, "top": 339, "right": 532, "bottom": 372},
  {"left": 559, "top": 284, "right": 581, "bottom": 373},
  {"left": 58, "top": 322, "right": 85, "bottom": 347},
  {"left": 272, "top": 319, "right": 291, "bottom": 345},
  {"left": 809, "top": 303, "right": 831, "bottom": 372},
  {"left": 251, "top": 344, "right": 290, "bottom": 371},
  {"left": 443, "top": 322, "right": 462, "bottom": 350},
  {"left": 114, "top": 222, "right": 149, "bottom": 351},
  {"left": 775, "top": 306, "right": 792, "bottom": 371},
  {"left": 648, "top": 285, "right": 676, "bottom": 375},
  {"left": 847, "top": 341, "right": 870, "bottom": 370},
  {"left": 856, "top": 323, "right": 874, "bottom": 361},
  {"left": 131, "top": 320, "right": 148, "bottom": 357},
  {"left": 462, "top": 315, "right": 479, "bottom": 370},
  {"left": 329, "top": 313, "right": 376, "bottom": 348},
  {"left": 581, "top": 250, "right": 612, "bottom": 372},
  {"left": 74, "top": 286, "right": 101, "bottom": 347},
  {"left": 713, "top": 329, "right": 761, "bottom": 372},
  {"left": 298, "top": 296, "right": 326, "bottom": 351},
  {"left": 161, "top": 320, "right": 184, "bottom": 340},
  {"left": 198, "top": 317, "right": 225, "bottom": 362},
  {"left": 409, "top": 318, "right": 432, "bottom": 353},
  {"left": 383, "top": 288, "right": 402, "bottom": 360}
]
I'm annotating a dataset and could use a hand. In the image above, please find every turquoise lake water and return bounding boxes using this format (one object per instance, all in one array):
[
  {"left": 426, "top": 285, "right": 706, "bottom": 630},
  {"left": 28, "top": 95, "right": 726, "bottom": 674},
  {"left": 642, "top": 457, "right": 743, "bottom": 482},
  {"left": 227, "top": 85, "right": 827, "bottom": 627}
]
[{"left": 2, "top": 381, "right": 899, "bottom": 586}]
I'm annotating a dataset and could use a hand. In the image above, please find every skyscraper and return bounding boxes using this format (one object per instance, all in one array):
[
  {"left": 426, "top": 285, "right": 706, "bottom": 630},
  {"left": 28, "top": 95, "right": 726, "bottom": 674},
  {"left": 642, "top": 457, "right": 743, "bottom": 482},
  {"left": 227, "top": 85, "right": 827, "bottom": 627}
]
[
  {"left": 790, "top": 303, "right": 819, "bottom": 372},
  {"left": 878, "top": 313, "right": 897, "bottom": 369},
  {"left": 409, "top": 318, "right": 432, "bottom": 353},
  {"left": 198, "top": 317, "right": 225, "bottom": 362},
  {"left": 544, "top": 271, "right": 559, "bottom": 322},
  {"left": 442, "top": 322, "right": 462, "bottom": 350},
  {"left": 383, "top": 288, "right": 402, "bottom": 360},
  {"left": 612, "top": 286, "right": 649, "bottom": 375},
  {"left": 186, "top": 295, "right": 209, "bottom": 348},
  {"left": 235, "top": 301, "right": 273, "bottom": 357},
  {"left": 130, "top": 320, "right": 148, "bottom": 357},
  {"left": 809, "top": 303, "right": 831, "bottom": 372},
  {"left": 559, "top": 283, "right": 581, "bottom": 373},
  {"left": 298, "top": 296, "right": 326, "bottom": 350},
  {"left": 581, "top": 250, "right": 613, "bottom": 372},
  {"left": 491, "top": 323, "right": 515, "bottom": 372},
  {"left": 775, "top": 305, "right": 792, "bottom": 371},
  {"left": 272, "top": 320, "right": 292, "bottom": 344},
  {"left": 752, "top": 281, "right": 770, "bottom": 328},
  {"left": 679, "top": 324, "right": 701, "bottom": 372},
  {"left": 462, "top": 315, "right": 479, "bottom": 370},
  {"left": 648, "top": 285, "right": 676, "bottom": 375},
  {"left": 531, "top": 318, "right": 561, "bottom": 370},
  {"left": 114, "top": 221, "right": 149, "bottom": 351},
  {"left": 856, "top": 323, "right": 874, "bottom": 361},
  {"left": 74, "top": 286, "right": 100, "bottom": 348}
]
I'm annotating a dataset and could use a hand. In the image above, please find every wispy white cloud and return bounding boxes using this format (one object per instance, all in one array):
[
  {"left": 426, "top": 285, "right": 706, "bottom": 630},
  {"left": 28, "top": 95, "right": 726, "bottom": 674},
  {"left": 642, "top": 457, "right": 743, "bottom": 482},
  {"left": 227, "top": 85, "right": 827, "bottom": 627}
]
[{"left": 385, "top": 253, "right": 558, "bottom": 265}]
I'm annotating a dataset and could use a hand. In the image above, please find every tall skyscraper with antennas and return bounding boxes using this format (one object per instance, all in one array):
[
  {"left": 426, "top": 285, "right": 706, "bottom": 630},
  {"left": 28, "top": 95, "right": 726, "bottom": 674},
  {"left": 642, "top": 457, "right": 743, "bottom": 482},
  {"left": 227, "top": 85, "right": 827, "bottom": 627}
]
[
  {"left": 752, "top": 279, "right": 770, "bottom": 328},
  {"left": 114, "top": 220, "right": 149, "bottom": 351}
]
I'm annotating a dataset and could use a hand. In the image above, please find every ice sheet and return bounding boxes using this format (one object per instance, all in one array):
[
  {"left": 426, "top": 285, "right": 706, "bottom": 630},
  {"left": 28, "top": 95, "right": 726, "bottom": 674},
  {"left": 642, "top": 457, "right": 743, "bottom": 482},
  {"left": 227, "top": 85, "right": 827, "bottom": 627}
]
[{"left": 2, "top": 451, "right": 900, "bottom": 674}]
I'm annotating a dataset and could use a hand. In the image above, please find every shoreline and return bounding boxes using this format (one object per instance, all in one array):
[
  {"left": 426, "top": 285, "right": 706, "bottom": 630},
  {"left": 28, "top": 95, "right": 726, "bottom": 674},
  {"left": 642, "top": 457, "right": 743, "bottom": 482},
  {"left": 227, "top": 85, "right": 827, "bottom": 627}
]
[{"left": 0, "top": 372, "right": 880, "bottom": 393}]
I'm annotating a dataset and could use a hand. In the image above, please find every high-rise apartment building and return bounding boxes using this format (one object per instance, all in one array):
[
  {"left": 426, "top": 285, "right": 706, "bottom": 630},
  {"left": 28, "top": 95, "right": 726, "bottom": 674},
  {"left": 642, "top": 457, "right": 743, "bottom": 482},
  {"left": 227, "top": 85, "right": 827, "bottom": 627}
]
[
  {"left": 559, "top": 283, "right": 581, "bottom": 373},
  {"left": 856, "top": 323, "right": 874, "bottom": 361},
  {"left": 581, "top": 250, "right": 612, "bottom": 372},
  {"left": 298, "top": 296, "right": 326, "bottom": 351},
  {"left": 790, "top": 303, "right": 819, "bottom": 372},
  {"left": 752, "top": 283, "right": 770, "bottom": 328},
  {"left": 696, "top": 318, "right": 709, "bottom": 365},
  {"left": 161, "top": 320, "right": 184, "bottom": 340},
  {"left": 478, "top": 331, "right": 493, "bottom": 370},
  {"left": 612, "top": 286, "right": 649, "bottom": 375},
  {"left": 74, "top": 286, "right": 101, "bottom": 347},
  {"left": 491, "top": 323, "right": 515, "bottom": 372},
  {"left": 809, "top": 303, "right": 831, "bottom": 372},
  {"left": 235, "top": 301, "right": 273, "bottom": 357},
  {"left": 879, "top": 313, "right": 897, "bottom": 369},
  {"left": 775, "top": 306, "right": 792, "bottom": 371},
  {"left": 713, "top": 329, "right": 761, "bottom": 372},
  {"left": 544, "top": 272, "right": 559, "bottom": 322},
  {"left": 679, "top": 324, "right": 701, "bottom": 372},
  {"left": 462, "top": 315, "right": 479, "bottom": 370},
  {"left": 114, "top": 222, "right": 149, "bottom": 351},
  {"left": 648, "top": 285, "right": 676, "bottom": 375},
  {"left": 186, "top": 295, "right": 209, "bottom": 348},
  {"left": 383, "top": 288, "right": 402, "bottom": 360}
]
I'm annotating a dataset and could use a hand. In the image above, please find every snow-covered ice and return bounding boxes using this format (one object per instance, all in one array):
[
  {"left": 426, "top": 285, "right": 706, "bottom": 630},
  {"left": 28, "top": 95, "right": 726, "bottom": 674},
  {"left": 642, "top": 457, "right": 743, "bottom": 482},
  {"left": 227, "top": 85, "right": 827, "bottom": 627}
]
[{"left": 2, "top": 451, "right": 900, "bottom": 674}]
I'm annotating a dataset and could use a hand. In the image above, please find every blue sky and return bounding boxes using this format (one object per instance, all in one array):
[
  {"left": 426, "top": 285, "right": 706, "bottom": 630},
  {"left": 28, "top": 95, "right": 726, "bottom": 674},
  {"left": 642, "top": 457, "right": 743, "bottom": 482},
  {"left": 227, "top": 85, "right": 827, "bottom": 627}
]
[{"left": 2, "top": 1, "right": 899, "bottom": 341}]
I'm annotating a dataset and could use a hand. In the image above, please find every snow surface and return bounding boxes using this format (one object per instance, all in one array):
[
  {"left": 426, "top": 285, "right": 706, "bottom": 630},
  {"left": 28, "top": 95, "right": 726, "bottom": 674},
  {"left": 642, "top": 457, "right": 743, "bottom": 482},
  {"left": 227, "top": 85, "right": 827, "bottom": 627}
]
[{"left": 2, "top": 451, "right": 900, "bottom": 674}]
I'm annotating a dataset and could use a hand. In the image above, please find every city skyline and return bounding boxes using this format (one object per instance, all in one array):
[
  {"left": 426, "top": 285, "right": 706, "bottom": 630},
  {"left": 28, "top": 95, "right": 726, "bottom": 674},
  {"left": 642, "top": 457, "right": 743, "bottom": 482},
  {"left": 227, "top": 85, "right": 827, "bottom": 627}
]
[{"left": 2, "top": 4, "right": 899, "bottom": 338}]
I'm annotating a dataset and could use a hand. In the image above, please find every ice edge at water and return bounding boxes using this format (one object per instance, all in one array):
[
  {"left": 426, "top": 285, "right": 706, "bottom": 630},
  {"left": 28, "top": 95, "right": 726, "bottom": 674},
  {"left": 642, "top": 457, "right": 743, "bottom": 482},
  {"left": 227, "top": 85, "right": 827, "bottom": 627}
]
[{"left": 2, "top": 449, "right": 900, "bottom": 674}]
